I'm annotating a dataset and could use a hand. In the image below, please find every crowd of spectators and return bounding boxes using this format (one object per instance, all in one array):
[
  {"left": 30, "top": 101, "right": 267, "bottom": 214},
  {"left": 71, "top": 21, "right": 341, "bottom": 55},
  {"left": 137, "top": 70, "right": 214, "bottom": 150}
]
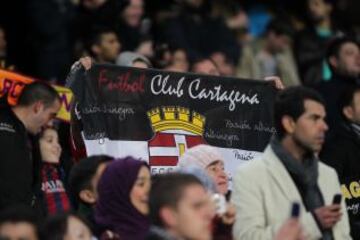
[{"left": 1, "top": 0, "right": 360, "bottom": 239}]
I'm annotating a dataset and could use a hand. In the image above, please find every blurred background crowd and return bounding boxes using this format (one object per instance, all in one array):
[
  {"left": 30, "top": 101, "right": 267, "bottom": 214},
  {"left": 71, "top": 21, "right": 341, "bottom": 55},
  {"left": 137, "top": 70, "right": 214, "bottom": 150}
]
[
  {"left": 0, "top": 0, "right": 359, "bottom": 85},
  {"left": 1, "top": 0, "right": 360, "bottom": 240}
]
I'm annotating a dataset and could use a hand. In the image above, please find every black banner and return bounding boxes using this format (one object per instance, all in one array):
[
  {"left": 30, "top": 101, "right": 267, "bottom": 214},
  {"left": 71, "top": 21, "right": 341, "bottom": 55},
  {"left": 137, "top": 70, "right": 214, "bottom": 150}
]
[{"left": 71, "top": 64, "right": 277, "bottom": 153}]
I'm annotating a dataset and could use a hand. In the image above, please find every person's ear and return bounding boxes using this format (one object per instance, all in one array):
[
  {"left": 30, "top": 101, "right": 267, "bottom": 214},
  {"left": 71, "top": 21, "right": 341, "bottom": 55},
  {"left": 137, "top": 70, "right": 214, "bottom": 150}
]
[
  {"left": 79, "top": 189, "right": 96, "bottom": 204},
  {"left": 343, "top": 106, "right": 354, "bottom": 121},
  {"left": 282, "top": 115, "right": 296, "bottom": 134},
  {"left": 33, "top": 101, "right": 44, "bottom": 114},
  {"left": 329, "top": 56, "right": 338, "bottom": 69},
  {"left": 159, "top": 207, "right": 177, "bottom": 228}
]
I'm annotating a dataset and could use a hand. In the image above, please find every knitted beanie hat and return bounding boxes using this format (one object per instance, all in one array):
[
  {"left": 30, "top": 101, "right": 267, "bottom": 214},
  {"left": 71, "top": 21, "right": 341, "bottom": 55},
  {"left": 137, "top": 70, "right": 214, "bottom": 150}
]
[{"left": 178, "top": 144, "right": 224, "bottom": 169}]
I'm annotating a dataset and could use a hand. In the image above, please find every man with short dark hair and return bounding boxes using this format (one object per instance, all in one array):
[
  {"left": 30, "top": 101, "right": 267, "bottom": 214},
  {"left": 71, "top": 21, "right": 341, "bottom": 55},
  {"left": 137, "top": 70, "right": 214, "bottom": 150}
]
[
  {"left": 68, "top": 155, "right": 113, "bottom": 234},
  {"left": 0, "top": 81, "right": 60, "bottom": 210},
  {"left": 86, "top": 27, "right": 121, "bottom": 64},
  {"left": 326, "top": 37, "right": 360, "bottom": 78},
  {"left": 321, "top": 86, "right": 360, "bottom": 238},
  {"left": 315, "top": 36, "right": 360, "bottom": 133},
  {"left": 0, "top": 206, "right": 39, "bottom": 240},
  {"left": 147, "top": 173, "right": 214, "bottom": 240},
  {"left": 237, "top": 18, "right": 300, "bottom": 87},
  {"left": 232, "top": 86, "right": 351, "bottom": 240}
]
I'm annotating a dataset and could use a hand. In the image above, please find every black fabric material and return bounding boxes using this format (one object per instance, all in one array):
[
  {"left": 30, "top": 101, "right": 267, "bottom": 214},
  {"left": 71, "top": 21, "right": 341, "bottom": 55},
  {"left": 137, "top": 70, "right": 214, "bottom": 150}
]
[
  {"left": 0, "top": 98, "right": 34, "bottom": 210},
  {"left": 350, "top": 123, "right": 360, "bottom": 137},
  {"left": 160, "top": 11, "right": 240, "bottom": 63},
  {"left": 70, "top": 64, "right": 276, "bottom": 152},
  {"left": 115, "top": 22, "right": 144, "bottom": 52},
  {"left": 294, "top": 28, "right": 332, "bottom": 86},
  {"left": 213, "top": 216, "right": 233, "bottom": 240},
  {"left": 27, "top": 0, "right": 75, "bottom": 83},
  {"left": 146, "top": 226, "right": 176, "bottom": 240},
  {"left": 73, "top": 0, "right": 123, "bottom": 44},
  {"left": 65, "top": 62, "right": 88, "bottom": 161},
  {"left": 314, "top": 73, "right": 360, "bottom": 137},
  {"left": 321, "top": 122, "right": 360, "bottom": 239},
  {"left": 77, "top": 203, "right": 102, "bottom": 237}
]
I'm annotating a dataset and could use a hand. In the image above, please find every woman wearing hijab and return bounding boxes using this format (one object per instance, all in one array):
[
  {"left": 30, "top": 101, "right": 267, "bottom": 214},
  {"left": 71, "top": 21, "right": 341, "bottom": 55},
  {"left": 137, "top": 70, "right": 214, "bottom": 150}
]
[{"left": 95, "top": 156, "right": 151, "bottom": 240}]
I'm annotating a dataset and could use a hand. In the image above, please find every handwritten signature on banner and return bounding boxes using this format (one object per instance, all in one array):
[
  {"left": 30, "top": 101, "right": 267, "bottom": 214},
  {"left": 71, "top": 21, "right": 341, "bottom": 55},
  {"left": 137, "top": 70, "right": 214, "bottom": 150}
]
[{"left": 0, "top": 69, "right": 72, "bottom": 122}]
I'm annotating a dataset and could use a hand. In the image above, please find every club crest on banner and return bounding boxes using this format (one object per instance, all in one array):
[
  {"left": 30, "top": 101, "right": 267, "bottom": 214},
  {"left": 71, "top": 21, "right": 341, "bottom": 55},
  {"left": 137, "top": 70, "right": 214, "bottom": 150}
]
[{"left": 147, "top": 107, "right": 206, "bottom": 172}]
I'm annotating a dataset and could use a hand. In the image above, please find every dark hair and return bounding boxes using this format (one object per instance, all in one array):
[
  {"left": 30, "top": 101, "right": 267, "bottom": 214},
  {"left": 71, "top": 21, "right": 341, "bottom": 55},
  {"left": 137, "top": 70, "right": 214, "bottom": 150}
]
[
  {"left": 265, "top": 18, "right": 295, "bottom": 38},
  {"left": 32, "top": 127, "right": 60, "bottom": 193},
  {"left": 274, "top": 86, "right": 325, "bottom": 139},
  {"left": 149, "top": 173, "right": 203, "bottom": 227},
  {"left": 17, "top": 82, "right": 59, "bottom": 108},
  {"left": 0, "top": 205, "right": 39, "bottom": 237},
  {"left": 0, "top": 205, "right": 38, "bottom": 225},
  {"left": 191, "top": 57, "right": 219, "bottom": 72},
  {"left": 326, "top": 36, "right": 359, "bottom": 69},
  {"left": 153, "top": 43, "right": 171, "bottom": 68},
  {"left": 85, "top": 26, "right": 117, "bottom": 57},
  {"left": 339, "top": 86, "right": 360, "bottom": 120},
  {"left": 153, "top": 43, "right": 189, "bottom": 69},
  {"left": 68, "top": 155, "right": 113, "bottom": 204},
  {"left": 40, "top": 212, "right": 90, "bottom": 240},
  {"left": 37, "top": 125, "right": 58, "bottom": 139},
  {"left": 307, "top": 0, "right": 334, "bottom": 5}
]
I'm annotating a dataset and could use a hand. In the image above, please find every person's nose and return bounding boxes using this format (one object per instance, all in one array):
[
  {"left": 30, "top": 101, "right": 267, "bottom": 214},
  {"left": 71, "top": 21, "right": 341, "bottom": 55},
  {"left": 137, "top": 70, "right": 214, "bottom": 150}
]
[{"left": 321, "top": 120, "right": 329, "bottom": 132}]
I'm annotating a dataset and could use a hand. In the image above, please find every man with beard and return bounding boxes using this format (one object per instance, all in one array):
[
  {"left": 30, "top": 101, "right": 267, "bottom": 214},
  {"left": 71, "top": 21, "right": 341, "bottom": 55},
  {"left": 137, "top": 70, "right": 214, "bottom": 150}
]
[
  {"left": 232, "top": 86, "right": 351, "bottom": 240},
  {"left": 86, "top": 27, "right": 121, "bottom": 64}
]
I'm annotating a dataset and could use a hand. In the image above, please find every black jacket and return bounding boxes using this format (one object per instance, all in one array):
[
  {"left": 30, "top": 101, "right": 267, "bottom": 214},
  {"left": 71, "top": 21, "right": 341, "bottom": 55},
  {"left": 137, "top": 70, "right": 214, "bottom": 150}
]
[
  {"left": 73, "top": 0, "right": 124, "bottom": 43},
  {"left": 146, "top": 226, "right": 176, "bottom": 240},
  {"left": 320, "top": 123, "right": 360, "bottom": 239},
  {"left": 314, "top": 73, "right": 360, "bottom": 135},
  {"left": 161, "top": 10, "right": 240, "bottom": 63},
  {"left": 0, "top": 97, "right": 34, "bottom": 209},
  {"left": 294, "top": 28, "right": 332, "bottom": 86},
  {"left": 27, "top": 0, "right": 75, "bottom": 82}
]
